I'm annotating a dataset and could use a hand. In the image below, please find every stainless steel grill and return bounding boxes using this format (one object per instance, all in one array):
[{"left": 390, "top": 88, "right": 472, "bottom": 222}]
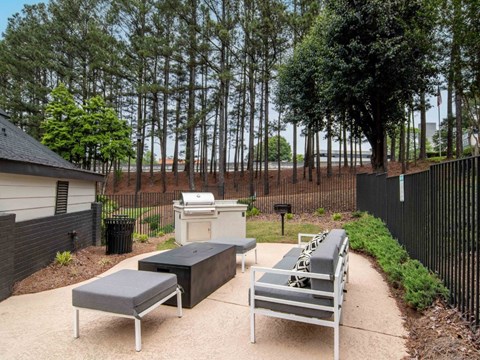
[
  {"left": 181, "top": 192, "right": 215, "bottom": 206},
  {"left": 180, "top": 192, "right": 216, "bottom": 216},
  {"left": 173, "top": 192, "right": 248, "bottom": 245}
]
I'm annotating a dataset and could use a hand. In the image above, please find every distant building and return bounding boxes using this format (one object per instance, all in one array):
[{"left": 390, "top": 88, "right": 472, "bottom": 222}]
[{"left": 422, "top": 122, "right": 437, "bottom": 144}]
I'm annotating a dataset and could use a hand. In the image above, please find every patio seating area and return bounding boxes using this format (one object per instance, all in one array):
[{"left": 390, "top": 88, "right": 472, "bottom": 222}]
[{"left": 0, "top": 243, "right": 407, "bottom": 360}]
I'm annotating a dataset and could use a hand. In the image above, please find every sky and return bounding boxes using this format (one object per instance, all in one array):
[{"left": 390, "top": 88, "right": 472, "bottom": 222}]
[
  {"left": 0, "top": 0, "right": 448, "bottom": 156},
  {"left": 0, "top": 0, "right": 43, "bottom": 36}
]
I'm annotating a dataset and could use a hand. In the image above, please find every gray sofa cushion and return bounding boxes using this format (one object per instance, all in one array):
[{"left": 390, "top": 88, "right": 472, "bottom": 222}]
[
  {"left": 72, "top": 269, "right": 177, "bottom": 317},
  {"left": 310, "top": 229, "right": 347, "bottom": 294},
  {"left": 255, "top": 255, "right": 333, "bottom": 319},
  {"left": 283, "top": 247, "right": 303, "bottom": 259}
]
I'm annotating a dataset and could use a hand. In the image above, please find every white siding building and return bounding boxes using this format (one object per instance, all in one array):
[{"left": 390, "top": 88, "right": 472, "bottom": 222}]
[{"left": 0, "top": 109, "right": 103, "bottom": 221}]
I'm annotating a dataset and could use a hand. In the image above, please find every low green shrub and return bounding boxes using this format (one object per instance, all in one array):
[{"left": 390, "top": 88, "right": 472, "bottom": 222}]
[
  {"left": 142, "top": 214, "right": 161, "bottom": 231},
  {"left": 157, "top": 224, "right": 175, "bottom": 234},
  {"left": 315, "top": 207, "right": 325, "bottom": 216},
  {"left": 351, "top": 210, "right": 364, "bottom": 218},
  {"left": 156, "top": 230, "right": 165, "bottom": 237},
  {"left": 246, "top": 207, "right": 260, "bottom": 217},
  {"left": 402, "top": 259, "right": 449, "bottom": 310},
  {"left": 344, "top": 215, "right": 448, "bottom": 310},
  {"left": 97, "top": 195, "right": 119, "bottom": 216},
  {"left": 55, "top": 251, "right": 73, "bottom": 266},
  {"left": 237, "top": 196, "right": 256, "bottom": 211},
  {"left": 133, "top": 233, "right": 149, "bottom": 243},
  {"left": 285, "top": 213, "right": 294, "bottom": 220},
  {"left": 332, "top": 213, "right": 342, "bottom": 221}
]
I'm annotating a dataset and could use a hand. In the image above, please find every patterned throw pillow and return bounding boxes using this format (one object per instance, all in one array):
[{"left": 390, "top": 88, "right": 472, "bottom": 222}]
[
  {"left": 288, "top": 250, "right": 312, "bottom": 288},
  {"left": 302, "top": 230, "right": 329, "bottom": 254}
]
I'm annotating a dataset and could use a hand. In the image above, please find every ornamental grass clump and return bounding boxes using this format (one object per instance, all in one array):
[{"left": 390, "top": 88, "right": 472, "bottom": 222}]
[
  {"left": 344, "top": 215, "right": 448, "bottom": 310},
  {"left": 55, "top": 251, "right": 73, "bottom": 266}
]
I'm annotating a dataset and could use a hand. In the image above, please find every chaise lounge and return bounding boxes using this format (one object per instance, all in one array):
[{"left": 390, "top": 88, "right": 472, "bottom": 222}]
[{"left": 72, "top": 269, "right": 183, "bottom": 351}]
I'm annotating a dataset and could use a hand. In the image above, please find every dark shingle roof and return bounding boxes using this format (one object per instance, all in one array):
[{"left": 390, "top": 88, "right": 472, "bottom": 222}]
[{"left": 0, "top": 110, "right": 103, "bottom": 182}]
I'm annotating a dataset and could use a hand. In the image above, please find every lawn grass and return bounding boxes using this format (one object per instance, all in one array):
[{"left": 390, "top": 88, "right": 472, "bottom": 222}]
[
  {"left": 246, "top": 221, "right": 322, "bottom": 243},
  {"left": 156, "top": 237, "right": 178, "bottom": 251},
  {"left": 117, "top": 207, "right": 152, "bottom": 219}
]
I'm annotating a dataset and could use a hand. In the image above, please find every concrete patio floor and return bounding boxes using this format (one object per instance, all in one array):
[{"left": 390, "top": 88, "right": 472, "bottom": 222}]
[{"left": 0, "top": 243, "right": 408, "bottom": 360}]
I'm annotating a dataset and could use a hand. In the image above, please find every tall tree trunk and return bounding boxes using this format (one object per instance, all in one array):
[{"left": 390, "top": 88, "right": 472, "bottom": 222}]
[
  {"left": 349, "top": 120, "right": 354, "bottom": 169},
  {"left": 307, "top": 128, "right": 313, "bottom": 181},
  {"left": 419, "top": 91, "right": 427, "bottom": 160},
  {"left": 263, "top": 71, "right": 270, "bottom": 195},
  {"left": 406, "top": 112, "right": 411, "bottom": 170},
  {"left": 245, "top": 0, "right": 256, "bottom": 197},
  {"left": 210, "top": 100, "right": 219, "bottom": 175},
  {"left": 315, "top": 128, "right": 321, "bottom": 185},
  {"left": 343, "top": 120, "right": 348, "bottom": 167},
  {"left": 292, "top": 121, "right": 298, "bottom": 183},
  {"left": 277, "top": 111, "right": 282, "bottom": 186},
  {"left": 390, "top": 130, "right": 396, "bottom": 162},
  {"left": 327, "top": 117, "right": 332, "bottom": 177},
  {"left": 150, "top": 92, "right": 157, "bottom": 184},
  {"left": 135, "top": 90, "right": 143, "bottom": 194},
  {"left": 367, "top": 103, "right": 388, "bottom": 172},
  {"left": 256, "top": 80, "right": 264, "bottom": 178},
  {"left": 173, "top": 92, "right": 181, "bottom": 186},
  {"left": 455, "top": 89, "right": 463, "bottom": 157},
  {"left": 338, "top": 126, "right": 342, "bottom": 173},
  {"left": 447, "top": 58, "right": 454, "bottom": 159},
  {"left": 201, "top": 61, "right": 208, "bottom": 186},
  {"left": 453, "top": 0, "right": 463, "bottom": 158},
  {"left": 186, "top": 0, "right": 197, "bottom": 190},
  {"left": 240, "top": 56, "right": 247, "bottom": 176},
  {"left": 400, "top": 117, "right": 406, "bottom": 174},
  {"left": 411, "top": 105, "right": 417, "bottom": 166},
  {"left": 161, "top": 55, "right": 170, "bottom": 193}
]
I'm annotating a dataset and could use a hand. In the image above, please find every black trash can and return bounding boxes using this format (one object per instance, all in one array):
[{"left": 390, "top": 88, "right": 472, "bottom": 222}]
[{"left": 104, "top": 215, "right": 135, "bottom": 254}]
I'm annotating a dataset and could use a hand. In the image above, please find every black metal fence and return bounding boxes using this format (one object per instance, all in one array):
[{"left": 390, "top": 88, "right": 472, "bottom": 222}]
[
  {"left": 357, "top": 156, "right": 480, "bottom": 328},
  {"left": 223, "top": 174, "right": 356, "bottom": 214},
  {"left": 98, "top": 192, "right": 182, "bottom": 236},
  {"left": 99, "top": 173, "right": 356, "bottom": 236}
]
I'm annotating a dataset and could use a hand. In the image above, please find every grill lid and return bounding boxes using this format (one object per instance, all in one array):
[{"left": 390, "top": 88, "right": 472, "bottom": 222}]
[{"left": 181, "top": 192, "right": 215, "bottom": 206}]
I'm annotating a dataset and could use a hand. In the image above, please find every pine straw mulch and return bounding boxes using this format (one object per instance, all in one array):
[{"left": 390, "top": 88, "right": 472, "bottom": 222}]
[{"left": 10, "top": 213, "right": 480, "bottom": 359}]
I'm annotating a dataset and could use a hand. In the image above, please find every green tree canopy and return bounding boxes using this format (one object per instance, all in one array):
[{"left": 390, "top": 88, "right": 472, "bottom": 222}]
[
  {"left": 42, "top": 83, "right": 133, "bottom": 171},
  {"left": 318, "top": 0, "right": 438, "bottom": 172},
  {"left": 280, "top": 0, "right": 439, "bottom": 172},
  {"left": 254, "top": 135, "right": 292, "bottom": 162}
]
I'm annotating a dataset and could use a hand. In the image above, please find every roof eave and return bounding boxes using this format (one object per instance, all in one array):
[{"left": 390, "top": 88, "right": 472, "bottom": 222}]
[{"left": 0, "top": 159, "right": 105, "bottom": 182}]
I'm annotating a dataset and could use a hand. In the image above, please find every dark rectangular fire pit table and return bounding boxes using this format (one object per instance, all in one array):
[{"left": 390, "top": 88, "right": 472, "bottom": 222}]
[{"left": 138, "top": 243, "right": 236, "bottom": 308}]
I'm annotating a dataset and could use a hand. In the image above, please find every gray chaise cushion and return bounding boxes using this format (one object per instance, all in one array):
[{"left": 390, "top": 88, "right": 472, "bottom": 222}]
[
  {"left": 310, "top": 229, "right": 347, "bottom": 294},
  {"left": 209, "top": 237, "right": 256, "bottom": 254},
  {"left": 72, "top": 269, "right": 177, "bottom": 317}
]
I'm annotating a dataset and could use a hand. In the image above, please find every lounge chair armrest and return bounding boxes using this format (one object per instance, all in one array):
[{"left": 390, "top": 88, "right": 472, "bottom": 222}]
[
  {"left": 297, "top": 233, "right": 318, "bottom": 247},
  {"left": 250, "top": 266, "right": 335, "bottom": 298}
]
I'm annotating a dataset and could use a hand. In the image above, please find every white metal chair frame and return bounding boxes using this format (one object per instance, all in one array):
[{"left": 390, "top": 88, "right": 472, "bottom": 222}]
[
  {"left": 73, "top": 287, "right": 183, "bottom": 352},
  {"left": 250, "top": 237, "right": 349, "bottom": 360},
  {"left": 240, "top": 247, "right": 258, "bottom": 273}
]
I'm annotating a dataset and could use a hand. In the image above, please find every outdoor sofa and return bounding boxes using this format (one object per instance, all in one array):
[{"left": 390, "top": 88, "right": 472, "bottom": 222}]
[{"left": 249, "top": 229, "right": 349, "bottom": 360}]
